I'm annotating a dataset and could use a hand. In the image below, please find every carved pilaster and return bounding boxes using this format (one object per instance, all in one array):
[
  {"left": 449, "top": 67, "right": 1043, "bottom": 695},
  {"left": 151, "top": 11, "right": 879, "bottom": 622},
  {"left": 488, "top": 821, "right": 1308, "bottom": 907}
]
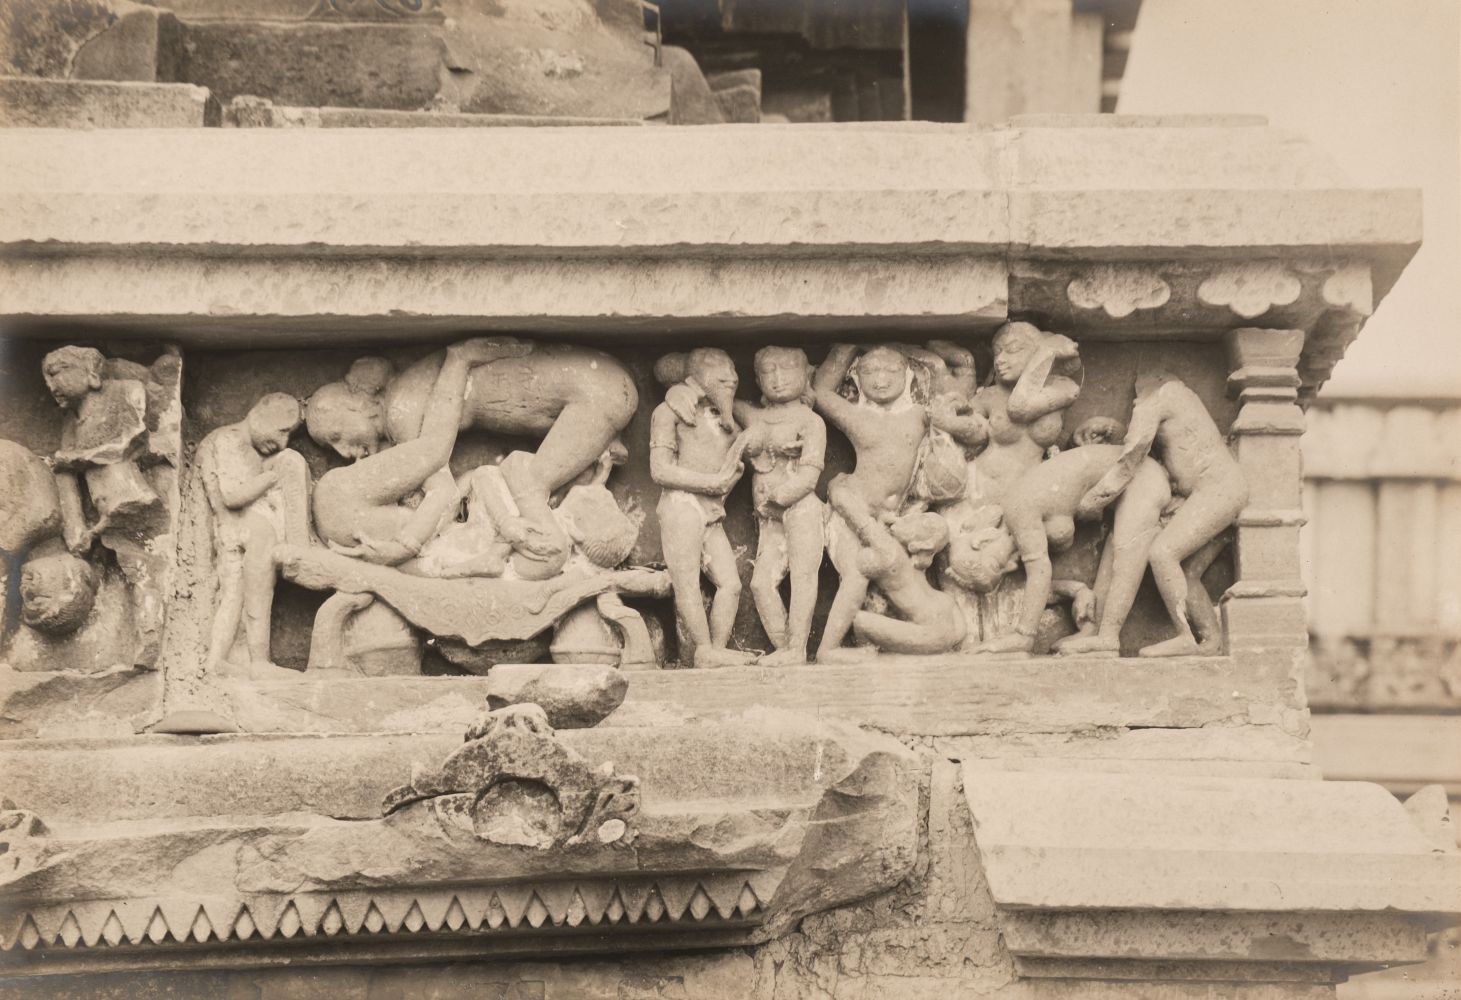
[{"left": 1223, "top": 329, "right": 1308, "bottom": 653}]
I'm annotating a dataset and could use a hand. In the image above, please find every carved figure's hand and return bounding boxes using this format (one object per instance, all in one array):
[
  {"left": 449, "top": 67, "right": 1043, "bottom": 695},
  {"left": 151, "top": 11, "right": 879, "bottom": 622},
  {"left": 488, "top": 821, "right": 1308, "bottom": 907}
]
[
  {"left": 1071, "top": 586, "right": 1097, "bottom": 628},
  {"left": 1075, "top": 488, "right": 1116, "bottom": 521},
  {"left": 1044, "top": 333, "right": 1080, "bottom": 360},
  {"left": 710, "top": 457, "right": 745, "bottom": 495},
  {"left": 664, "top": 383, "right": 700, "bottom": 425}
]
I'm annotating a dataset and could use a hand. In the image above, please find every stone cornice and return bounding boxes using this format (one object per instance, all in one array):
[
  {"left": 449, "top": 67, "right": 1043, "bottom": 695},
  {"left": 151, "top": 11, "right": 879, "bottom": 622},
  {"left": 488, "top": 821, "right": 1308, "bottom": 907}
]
[{"left": 0, "top": 120, "right": 1418, "bottom": 397}]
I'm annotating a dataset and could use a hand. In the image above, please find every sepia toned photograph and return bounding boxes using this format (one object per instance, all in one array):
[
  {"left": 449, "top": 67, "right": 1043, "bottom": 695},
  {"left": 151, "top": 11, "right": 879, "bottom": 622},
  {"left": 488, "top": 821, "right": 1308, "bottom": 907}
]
[{"left": 0, "top": 0, "right": 1457, "bottom": 996}]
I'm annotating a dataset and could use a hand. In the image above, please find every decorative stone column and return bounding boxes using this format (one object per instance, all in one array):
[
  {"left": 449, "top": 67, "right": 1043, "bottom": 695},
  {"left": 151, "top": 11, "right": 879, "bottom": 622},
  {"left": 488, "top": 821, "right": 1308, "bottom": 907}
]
[{"left": 1222, "top": 326, "right": 1309, "bottom": 659}]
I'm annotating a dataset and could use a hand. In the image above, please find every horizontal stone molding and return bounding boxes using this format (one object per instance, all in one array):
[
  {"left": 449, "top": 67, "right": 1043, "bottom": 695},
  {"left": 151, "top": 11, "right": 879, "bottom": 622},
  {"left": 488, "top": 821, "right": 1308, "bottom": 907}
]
[
  {"left": 0, "top": 875, "right": 770, "bottom": 957},
  {"left": 0, "top": 122, "right": 1419, "bottom": 393}
]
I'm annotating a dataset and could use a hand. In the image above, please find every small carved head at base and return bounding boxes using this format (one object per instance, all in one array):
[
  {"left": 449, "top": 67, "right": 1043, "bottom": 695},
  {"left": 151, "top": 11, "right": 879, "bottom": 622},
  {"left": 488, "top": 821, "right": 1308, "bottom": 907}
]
[
  {"left": 19, "top": 553, "right": 99, "bottom": 635},
  {"left": 943, "top": 505, "right": 1019, "bottom": 594},
  {"left": 1072, "top": 416, "right": 1126, "bottom": 448},
  {"left": 557, "top": 485, "right": 638, "bottom": 570}
]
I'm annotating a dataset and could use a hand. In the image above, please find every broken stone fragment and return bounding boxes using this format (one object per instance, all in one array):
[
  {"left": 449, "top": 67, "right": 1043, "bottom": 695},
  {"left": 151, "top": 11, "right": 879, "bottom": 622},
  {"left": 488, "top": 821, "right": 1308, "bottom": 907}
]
[{"left": 485, "top": 662, "right": 629, "bottom": 730}]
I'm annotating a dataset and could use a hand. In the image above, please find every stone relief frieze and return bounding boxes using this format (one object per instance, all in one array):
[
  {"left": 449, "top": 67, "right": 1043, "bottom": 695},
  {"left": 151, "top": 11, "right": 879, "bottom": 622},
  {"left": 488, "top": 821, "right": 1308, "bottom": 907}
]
[{"left": 0, "top": 330, "right": 1255, "bottom": 738}]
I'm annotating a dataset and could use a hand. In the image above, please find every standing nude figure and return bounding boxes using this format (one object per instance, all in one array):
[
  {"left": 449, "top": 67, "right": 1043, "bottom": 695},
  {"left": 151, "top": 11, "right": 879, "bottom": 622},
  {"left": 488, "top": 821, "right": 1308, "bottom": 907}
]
[
  {"left": 197, "top": 393, "right": 309, "bottom": 673},
  {"left": 1076, "top": 371, "right": 1247, "bottom": 656},
  {"left": 733, "top": 347, "right": 827, "bottom": 667},
  {"left": 812, "top": 344, "right": 929, "bottom": 663},
  {"left": 307, "top": 338, "right": 532, "bottom": 564},
  {"left": 650, "top": 349, "right": 753, "bottom": 669}
]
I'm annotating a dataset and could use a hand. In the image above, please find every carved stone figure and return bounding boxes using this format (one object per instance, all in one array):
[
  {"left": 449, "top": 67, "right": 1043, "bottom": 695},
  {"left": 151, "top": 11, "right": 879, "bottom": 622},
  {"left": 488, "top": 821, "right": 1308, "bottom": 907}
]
[
  {"left": 307, "top": 338, "right": 534, "bottom": 566},
  {"left": 0, "top": 440, "right": 72, "bottom": 641},
  {"left": 963, "top": 324, "right": 1082, "bottom": 641},
  {"left": 733, "top": 347, "right": 827, "bottom": 667},
  {"left": 948, "top": 439, "right": 1173, "bottom": 656},
  {"left": 826, "top": 490, "right": 964, "bottom": 657},
  {"left": 650, "top": 349, "right": 754, "bottom": 668},
  {"left": 1077, "top": 371, "right": 1247, "bottom": 656},
  {"left": 197, "top": 393, "right": 309, "bottom": 675},
  {"left": 41, "top": 346, "right": 172, "bottom": 666},
  {"left": 383, "top": 702, "right": 640, "bottom": 849},
  {"left": 811, "top": 344, "right": 930, "bottom": 662},
  {"left": 306, "top": 340, "right": 638, "bottom": 572}
]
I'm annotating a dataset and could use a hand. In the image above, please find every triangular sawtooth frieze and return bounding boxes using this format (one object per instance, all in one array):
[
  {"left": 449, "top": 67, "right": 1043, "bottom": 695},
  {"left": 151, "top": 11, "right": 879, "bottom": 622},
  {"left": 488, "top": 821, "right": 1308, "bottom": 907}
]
[{"left": 0, "top": 875, "right": 769, "bottom": 953}]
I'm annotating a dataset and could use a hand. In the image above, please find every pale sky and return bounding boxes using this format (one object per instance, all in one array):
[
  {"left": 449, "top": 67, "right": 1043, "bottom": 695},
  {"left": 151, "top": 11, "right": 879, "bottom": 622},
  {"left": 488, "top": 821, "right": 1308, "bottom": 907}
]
[{"left": 1119, "top": 0, "right": 1460, "bottom": 397}]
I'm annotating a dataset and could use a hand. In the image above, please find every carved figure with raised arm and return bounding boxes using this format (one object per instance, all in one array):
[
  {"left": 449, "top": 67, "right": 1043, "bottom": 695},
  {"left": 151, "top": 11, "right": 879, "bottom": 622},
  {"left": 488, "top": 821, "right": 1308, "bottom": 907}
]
[
  {"left": 732, "top": 347, "right": 827, "bottom": 667},
  {"left": 650, "top": 349, "right": 754, "bottom": 668},
  {"left": 1076, "top": 370, "right": 1247, "bottom": 656},
  {"left": 42, "top": 346, "right": 166, "bottom": 664},
  {"left": 197, "top": 392, "right": 309, "bottom": 674},
  {"left": 811, "top": 344, "right": 930, "bottom": 663},
  {"left": 962, "top": 323, "right": 1082, "bottom": 640}
]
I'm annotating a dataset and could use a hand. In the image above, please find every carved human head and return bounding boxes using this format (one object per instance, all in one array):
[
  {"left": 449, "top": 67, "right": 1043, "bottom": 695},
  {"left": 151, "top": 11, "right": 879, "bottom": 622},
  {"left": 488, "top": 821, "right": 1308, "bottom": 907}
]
[
  {"left": 942, "top": 505, "right": 1019, "bottom": 593},
  {"left": 305, "top": 362, "right": 389, "bottom": 461},
  {"left": 655, "top": 349, "right": 739, "bottom": 428},
  {"left": 990, "top": 322, "right": 1044, "bottom": 385},
  {"left": 889, "top": 511, "right": 951, "bottom": 571},
  {"left": 558, "top": 484, "right": 638, "bottom": 569},
  {"left": 852, "top": 345, "right": 910, "bottom": 405},
  {"left": 247, "top": 392, "right": 303, "bottom": 457},
  {"left": 41, "top": 346, "right": 105, "bottom": 409},
  {"left": 1072, "top": 416, "right": 1125, "bottom": 447},
  {"left": 19, "top": 552, "right": 98, "bottom": 635},
  {"left": 753, "top": 346, "right": 814, "bottom": 406}
]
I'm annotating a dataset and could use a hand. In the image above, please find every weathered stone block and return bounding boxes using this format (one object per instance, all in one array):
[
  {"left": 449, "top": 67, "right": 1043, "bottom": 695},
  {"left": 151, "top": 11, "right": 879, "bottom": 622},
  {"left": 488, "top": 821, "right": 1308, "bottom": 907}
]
[{"left": 0, "top": 76, "right": 212, "bottom": 127}]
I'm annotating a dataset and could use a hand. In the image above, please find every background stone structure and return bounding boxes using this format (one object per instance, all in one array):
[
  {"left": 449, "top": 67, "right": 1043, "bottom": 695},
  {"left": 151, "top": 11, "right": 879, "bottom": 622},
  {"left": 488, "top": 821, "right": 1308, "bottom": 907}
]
[{"left": 1, "top": 3, "right": 1457, "bottom": 999}]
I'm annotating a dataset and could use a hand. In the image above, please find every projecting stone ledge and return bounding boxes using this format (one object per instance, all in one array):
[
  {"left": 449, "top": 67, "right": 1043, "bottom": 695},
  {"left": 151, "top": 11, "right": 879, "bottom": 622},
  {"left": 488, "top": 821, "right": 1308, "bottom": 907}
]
[
  {"left": 0, "top": 77, "right": 216, "bottom": 128},
  {"left": 0, "top": 119, "right": 1417, "bottom": 392},
  {"left": 0, "top": 714, "right": 919, "bottom": 976},
  {"left": 961, "top": 766, "right": 1461, "bottom": 985}
]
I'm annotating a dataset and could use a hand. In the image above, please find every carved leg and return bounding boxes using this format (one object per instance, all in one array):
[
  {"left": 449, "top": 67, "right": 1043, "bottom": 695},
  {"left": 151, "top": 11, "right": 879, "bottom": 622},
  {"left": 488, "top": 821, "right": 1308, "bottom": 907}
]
[
  {"left": 240, "top": 509, "right": 282, "bottom": 669},
  {"left": 204, "top": 544, "right": 245, "bottom": 674},
  {"left": 700, "top": 524, "right": 754, "bottom": 667},
  {"left": 309, "top": 591, "right": 376, "bottom": 672},
  {"left": 1060, "top": 464, "right": 1168, "bottom": 656},
  {"left": 595, "top": 592, "right": 657, "bottom": 669},
  {"left": 1182, "top": 532, "right": 1230, "bottom": 654},
  {"left": 853, "top": 603, "right": 962, "bottom": 655},
  {"left": 1141, "top": 487, "right": 1243, "bottom": 658},
  {"left": 750, "top": 516, "right": 790, "bottom": 649},
  {"left": 658, "top": 496, "right": 714, "bottom": 664}
]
